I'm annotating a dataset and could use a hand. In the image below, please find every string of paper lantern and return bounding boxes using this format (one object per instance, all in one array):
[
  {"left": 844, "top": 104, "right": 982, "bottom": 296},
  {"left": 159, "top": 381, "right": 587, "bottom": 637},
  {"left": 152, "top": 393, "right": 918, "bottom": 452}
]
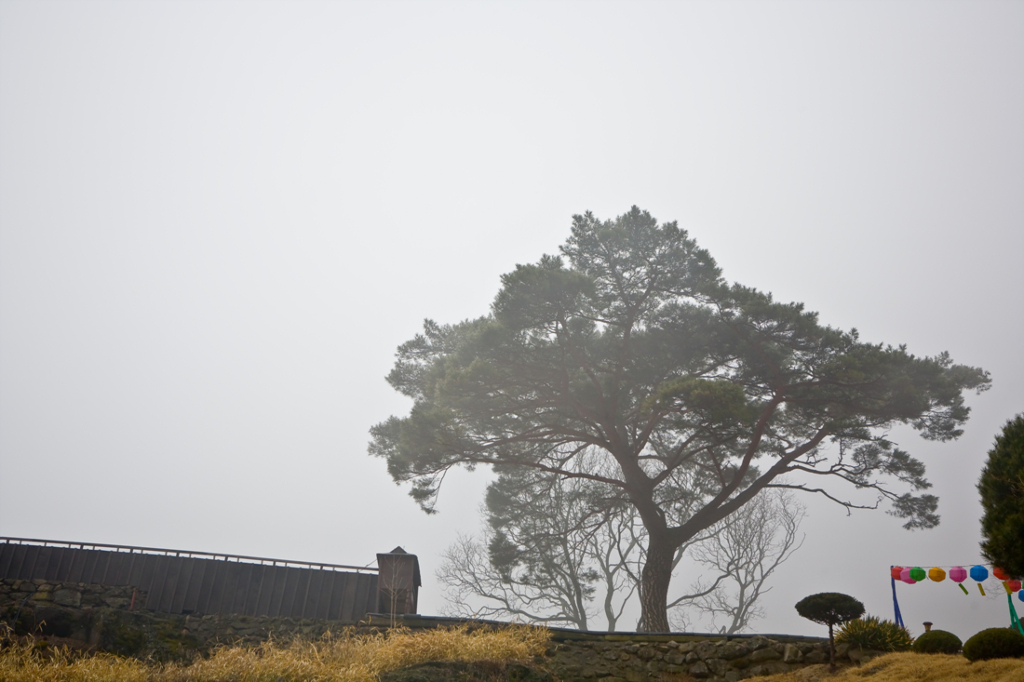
[
  {"left": 890, "top": 564, "right": 1023, "bottom": 598},
  {"left": 889, "top": 564, "right": 1024, "bottom": 636}
]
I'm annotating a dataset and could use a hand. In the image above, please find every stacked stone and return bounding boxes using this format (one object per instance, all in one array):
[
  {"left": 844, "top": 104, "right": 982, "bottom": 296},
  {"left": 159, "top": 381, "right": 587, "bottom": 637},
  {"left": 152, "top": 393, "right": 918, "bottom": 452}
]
[
  {"left": 544, "top": 635, "right": 832, "bottom": 682},
  {"left": 181, "top": 613, "right": 351, "bottom": 646},
  {"left": 1, "top": 578, "right": 141, "bottom": 610}
]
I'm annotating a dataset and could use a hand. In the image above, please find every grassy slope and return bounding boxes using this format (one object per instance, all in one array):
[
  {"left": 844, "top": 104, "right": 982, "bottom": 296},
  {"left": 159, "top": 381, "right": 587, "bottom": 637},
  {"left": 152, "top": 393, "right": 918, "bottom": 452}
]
[
  {"left": 0, "top": 624, "right": 549, "bottom": 682},
  {"left": 750, "top": 652, "right": 1024, "bottom": 682},
  {"left": 5, "top": 627, "right": 1024, "bottom": 682}
]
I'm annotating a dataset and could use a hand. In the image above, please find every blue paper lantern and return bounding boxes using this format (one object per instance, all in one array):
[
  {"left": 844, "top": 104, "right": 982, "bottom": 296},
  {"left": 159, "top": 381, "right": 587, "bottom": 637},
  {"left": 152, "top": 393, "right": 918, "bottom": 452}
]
[{"left": 970, "top": 565, "right": 989, "bottom": 582}]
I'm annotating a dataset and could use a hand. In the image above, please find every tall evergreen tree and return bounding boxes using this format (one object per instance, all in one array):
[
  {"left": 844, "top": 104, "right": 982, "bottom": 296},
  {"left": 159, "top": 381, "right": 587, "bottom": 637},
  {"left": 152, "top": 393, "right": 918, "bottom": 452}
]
[
  {"left": 979, "top": 415, "right": 1024, "bottom": 577},
  {"left": 370, "top": 207, "right": 990, "bottom": 631}
]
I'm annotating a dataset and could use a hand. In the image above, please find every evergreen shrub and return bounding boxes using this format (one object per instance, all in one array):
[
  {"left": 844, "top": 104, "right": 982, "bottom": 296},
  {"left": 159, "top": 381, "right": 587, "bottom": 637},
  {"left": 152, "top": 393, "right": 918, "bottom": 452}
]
[
  {"left": 912, "top": 629, "right": 962, "bottom": 654},
  {"left": 836, "top": 615, "right": 913, "bottom": 652},
  {"left": 962, "top": 627, "right": 1024, "bottom": 661}
]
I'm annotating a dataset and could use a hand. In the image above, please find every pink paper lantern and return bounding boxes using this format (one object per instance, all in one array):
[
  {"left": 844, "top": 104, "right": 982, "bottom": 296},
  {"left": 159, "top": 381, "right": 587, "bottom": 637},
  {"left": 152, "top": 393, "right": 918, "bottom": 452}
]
[
  {"left": 900, "top": 567, "right": 917, "bottom": 584},
  {"left": 949, "top": 566, "right": 967, "bottom": 582}
]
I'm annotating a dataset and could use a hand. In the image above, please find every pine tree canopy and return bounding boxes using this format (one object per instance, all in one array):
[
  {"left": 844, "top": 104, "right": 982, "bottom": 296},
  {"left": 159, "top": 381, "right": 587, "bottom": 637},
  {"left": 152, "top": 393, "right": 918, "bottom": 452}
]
[
  {"left": 369, "top": 207, "right": 991, "bottom": 630},
  {"left": 795, "top": 592, "right": 865, "bottom": 627}
]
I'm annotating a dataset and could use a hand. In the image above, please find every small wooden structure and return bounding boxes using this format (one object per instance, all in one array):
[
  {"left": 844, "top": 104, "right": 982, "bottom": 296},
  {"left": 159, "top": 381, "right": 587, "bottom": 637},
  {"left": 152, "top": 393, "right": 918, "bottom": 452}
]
[{"left": 375, "top": 546, "right": 421, "bottom": 615}]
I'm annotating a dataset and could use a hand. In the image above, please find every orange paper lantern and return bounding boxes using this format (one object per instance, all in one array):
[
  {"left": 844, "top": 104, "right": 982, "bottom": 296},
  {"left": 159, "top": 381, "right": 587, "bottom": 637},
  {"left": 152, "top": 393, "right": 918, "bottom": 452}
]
[{"left": 928, "top": 567, "right": 946, "bottom": 582}]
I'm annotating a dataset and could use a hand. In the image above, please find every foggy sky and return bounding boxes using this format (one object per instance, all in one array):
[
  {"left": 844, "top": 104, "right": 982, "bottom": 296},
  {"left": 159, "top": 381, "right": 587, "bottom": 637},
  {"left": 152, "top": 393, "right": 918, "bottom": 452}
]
[{"left": 1, "top": 0, "right": 1022, "bottom": 640}]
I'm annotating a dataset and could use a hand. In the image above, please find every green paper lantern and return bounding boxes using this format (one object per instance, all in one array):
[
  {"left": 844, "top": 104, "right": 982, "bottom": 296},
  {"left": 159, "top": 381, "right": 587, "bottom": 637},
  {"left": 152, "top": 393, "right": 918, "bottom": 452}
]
[{"left": 909, "top": 566, "right": 926, "bottom": 582}]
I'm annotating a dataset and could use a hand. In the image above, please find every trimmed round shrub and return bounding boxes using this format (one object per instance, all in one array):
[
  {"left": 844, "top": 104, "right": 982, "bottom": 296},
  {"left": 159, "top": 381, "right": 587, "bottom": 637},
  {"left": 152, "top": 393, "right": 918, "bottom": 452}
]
[
  {"left": 912, "top": 629, "right": 962, "bottom": 654},
  {"left": 795, "top": 593, "right": 865, "bottom": 632},
  {"left": 962, "top": 627, "right": 1024, "bottom": 661},
  {"left": 836, "top": 615, "right": 913, "bottom": 652}
]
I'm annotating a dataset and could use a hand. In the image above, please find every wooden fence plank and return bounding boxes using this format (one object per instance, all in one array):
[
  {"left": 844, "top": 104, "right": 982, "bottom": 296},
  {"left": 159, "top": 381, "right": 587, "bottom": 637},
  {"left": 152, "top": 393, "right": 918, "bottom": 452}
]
[
  {"left": 182, "top": 559, "right": 206, "bottom": 614},
  {"left": 229, "top": 562, "right": 254, "bottom": 615},
  {"left": 8, "top": 545, "right": 31, "bottom": 579},
  {"left": 80, "top": 548, "right": 100, "bottom": 583},
  {"left": 158, "top": 556, "right": 183, "bottom": 613},
  {"left": 314, "top": 570, "right": 335, "bottom": 620},
  {"left": 196, "top": 560, "right": 223, "bottom": 614},
  {"left": 169, "top": 558, "right": 195, "bottom": 614},
  {"left": 302, "top": 568, "right": 324, "bottom": 619},
  {"left": 339, "top": 572, "right": 357, "bottom": 622},
  {"left": 32, "top": 546, "right": 51, "bottom": 581},
  {"left": 145, "top": 554, "right": 172, "bottom": 611},
  {"left": 66, "top": 547, "right": 87, "bottom": 583},
  {"left": 279, "top": 567, "right": 303, "bottom": 618},
  {"left": 51, "top": 548, "right": 73, "bottom": 582},
  {"left": 0, "top": 543, "right": 16, "bottom": 578},
  {"left": 252, "top": 565, "right": 273, "bottom": 617},
  {"left": 112, "top": 553, "right": 135, "bottom": 586},
  {"left": 95, "top": 551, "right": 115, "bottom": 584},
  {"left": 216, "top": 562, "right": 241, "bottom": 615},
  {"left": 355, "top": 574, "right": 376, "bottom": 620},
  {"left": 292, "top": 568, "right": 313, "bottom": 619},
  {"left": 102, "top": 551, "right": 126, "bottom": 585},
  {"left": 325, "top": 571, "right": 345, "bottom": 620},
  {"left": 265, "top": 565, "right": 289, "bottom": 617},
  {"left": 125, "top": 553, "right": 143, "bottom": 588},
  {"left": 22, "top": 545, "right": 44, "bottom": 580}
]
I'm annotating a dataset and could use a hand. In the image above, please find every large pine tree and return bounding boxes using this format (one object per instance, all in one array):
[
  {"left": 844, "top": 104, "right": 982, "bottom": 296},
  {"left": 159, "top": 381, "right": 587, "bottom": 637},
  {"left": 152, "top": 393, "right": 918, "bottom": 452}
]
[{"left": 371, "top": 207, "right": 990, "bottom": 631}]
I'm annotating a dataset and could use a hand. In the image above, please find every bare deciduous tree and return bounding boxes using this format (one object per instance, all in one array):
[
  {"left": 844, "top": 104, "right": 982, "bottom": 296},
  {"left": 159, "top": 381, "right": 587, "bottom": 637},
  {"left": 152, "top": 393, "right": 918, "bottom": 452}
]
[
  {"left": 437, "top": 462, "right": 804, "bottom": 632},
  {"left": 670, "top": 488, "right": 805, "bottom": 633}
]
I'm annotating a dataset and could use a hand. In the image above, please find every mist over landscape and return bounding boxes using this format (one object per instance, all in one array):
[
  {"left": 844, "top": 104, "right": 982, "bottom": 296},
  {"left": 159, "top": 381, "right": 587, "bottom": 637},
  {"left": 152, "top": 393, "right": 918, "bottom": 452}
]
[{"left": 1, "top": 0, "right": 1022, "bottom": 643}]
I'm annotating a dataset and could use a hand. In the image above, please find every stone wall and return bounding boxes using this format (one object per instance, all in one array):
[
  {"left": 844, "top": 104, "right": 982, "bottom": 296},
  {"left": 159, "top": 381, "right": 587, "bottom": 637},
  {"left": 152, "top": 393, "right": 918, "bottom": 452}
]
[
  {"left": 375, "top": 614, "right": 845, "bottom": 681},
  {"left": 4, "top": 578, "right": 865, "bottom": 681},
  {"left": 1, "top": 576, "right": 140, "bottom": 612},
  {"left": 544, "top": 635, "right": 830, "bottom": 681},
  {"left": 1, "top": 578, "right": 357, "bottom": 660}
]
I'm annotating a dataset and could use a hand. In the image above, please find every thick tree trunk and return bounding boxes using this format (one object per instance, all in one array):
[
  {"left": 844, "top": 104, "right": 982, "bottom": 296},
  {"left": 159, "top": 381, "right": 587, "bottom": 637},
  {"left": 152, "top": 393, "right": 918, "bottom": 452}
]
[
  {"left": 828, "top": 623, "right": 836, "bottom": 673},
  {"left": 638, "top": 533, "right": 674, "bottom": 632}
]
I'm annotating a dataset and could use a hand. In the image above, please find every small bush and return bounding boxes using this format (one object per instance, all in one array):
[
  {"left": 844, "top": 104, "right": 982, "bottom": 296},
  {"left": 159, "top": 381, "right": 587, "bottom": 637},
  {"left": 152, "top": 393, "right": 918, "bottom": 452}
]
[
  {"left": 913, "top": 629, "right": 963, "bottom": 654},
  {"left": 962, "top": 627, "right": 1024, "bottom": 661},
  {"left": 836, "top": 615, "right": 913, "bottom": 652}
]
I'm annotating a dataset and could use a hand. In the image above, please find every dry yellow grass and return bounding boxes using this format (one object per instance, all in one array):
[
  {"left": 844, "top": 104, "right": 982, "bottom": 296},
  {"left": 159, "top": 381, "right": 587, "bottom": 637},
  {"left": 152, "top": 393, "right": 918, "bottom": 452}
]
[
  {"left": 748, "top": 652, "right": 1024, "bottom": 682},
  {"left": 0, "top": 623, "right": 549, "bottom": 682}
]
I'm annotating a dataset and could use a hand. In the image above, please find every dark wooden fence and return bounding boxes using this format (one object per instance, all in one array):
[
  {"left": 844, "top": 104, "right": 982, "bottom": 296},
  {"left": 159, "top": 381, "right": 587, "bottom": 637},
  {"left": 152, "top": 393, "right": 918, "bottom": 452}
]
[{"left": 0, "top": 538, "right": 378, "bottom": 621}]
